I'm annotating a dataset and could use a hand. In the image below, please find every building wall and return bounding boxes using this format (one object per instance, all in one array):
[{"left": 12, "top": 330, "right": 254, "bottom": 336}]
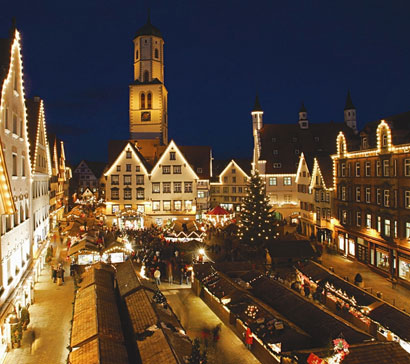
[{"left": 0, "top": 32, "right": 31, "bottom": 304}]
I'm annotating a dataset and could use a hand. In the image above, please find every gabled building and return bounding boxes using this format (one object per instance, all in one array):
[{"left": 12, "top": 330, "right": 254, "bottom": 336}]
[
  {"left": 332, "top": 113, "right": 410, "bottom": 283},
  {"left": 104, "top": 140, "right": 211, "bottom": 228},
  {"left": 72, "top": 160, "right": 106, "bottom": 200},
  {"left": 210, "top": 159, "right": 251, "bottom": 212},
  {"left": 252, "top": 94, "right": 358, "bottom": 221},
  {"left": 296, "top": 153, "right": 333, "bottom": 242},
  {"left": 49, "top": 136, "right": 71, "bottom": 228},
  {"left": 0, "top": 25, "right": 32, "bottom": 322},
  {"left": 26, "top": 97, "right": 52, "bottom": 256}
]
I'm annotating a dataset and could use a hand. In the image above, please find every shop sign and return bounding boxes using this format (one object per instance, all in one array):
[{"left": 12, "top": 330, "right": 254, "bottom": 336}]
[{"left": 307, "top": 353, "right": 325, "bottom": 364}]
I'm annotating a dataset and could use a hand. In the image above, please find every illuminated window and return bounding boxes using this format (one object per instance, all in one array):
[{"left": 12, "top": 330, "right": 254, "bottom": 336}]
[
  {"left": 152, "top": 201, "right": 160, "bottom": 211},
  {"left": 136, "top": 188, "right": 144, "bottom": 200},
  {"left": 185, "top": 200, "right": 192, "bottom": 211},
  {"left": 284, "top": 195, "right": 291, "bottom": 203},
  {"left": 377, "top": 216, "right": 381, "bottom": 232},
  {"left": 140, "top": 93, "right": 145, "bottom": 109},
  {"left": 376, "top": 160, "right": 381, "bottom": 176},
  {"left": 136, "top": 166, "right": 140, "bottom": 172},
  {"left": 355, "top": 187, "right": 361, "bottom": 202},
  {"left": 197, "top": 191, "right": 205, "bottom": 198},
  {"left": 137, "top": 204, "right": 144, "bottom": 212},
  {"left": 384, "top": 219, "right": 391, "bottom": 237},
  {"left": 111, "top": 188, "right": 119, "bottom": 200},
  {"left": 376, "top": 189, "right": 381, "bottom": 205},
  {"left": 283, "top": 177, "right": 292, "bottom": 186},
  {"left": 366, "top": 214, "right": 372, "bottom": 228},
  {"left": 406, "top": 222, "right": 410, "bottom": 239},
  {"left": 405, "top": 191, "right": 410, "bottom": 209},
  {"left": 163, "top": 200, "right": 171, "bottom": 211},
  {"left": 147, "top": 92, "right": 152, "bottom": 109},
  {"left": 355, "top": 162, "right": 360, "bottom": 177},
  {"left": 365, "top": 162, "right": 371, "bottom": 176},
  {"left": 126, "top": 151, "right": 131, "bottom": 159},
  {"left": 152, "top": 183, "right": 160, "bottom": 193},
  {"left": 341, "top": 186, "right": 346, "bottom": 201},
  {"left": 174, "top": 200, "right": 182, "bottom": 211}
]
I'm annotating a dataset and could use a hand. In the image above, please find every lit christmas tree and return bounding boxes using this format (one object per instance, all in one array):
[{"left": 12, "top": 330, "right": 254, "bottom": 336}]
[{"left": 237, "top": 170, "right": 278, "bottom": 247}]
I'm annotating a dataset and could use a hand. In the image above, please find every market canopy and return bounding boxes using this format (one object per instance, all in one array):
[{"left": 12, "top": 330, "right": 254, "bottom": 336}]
[
  {"left": 68, "top": 240, "right": 100, "bottom": 257},
  {"left": 207, "top": 206, "right": 230, "bottom": 215}
]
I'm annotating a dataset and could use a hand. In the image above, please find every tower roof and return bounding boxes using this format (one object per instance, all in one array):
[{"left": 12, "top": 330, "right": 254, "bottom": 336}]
[
  {"left": 134, "top": 11, "right": 162, "bottom": 39},
  {"left": 344, "top": 90, "right": 355, "bottom": 110},
  {"left": 299, "top": 102, "right": 307, "bottom": 113},
  {"left": 252, "top": 94, "right": 263, "bottom": 112}
]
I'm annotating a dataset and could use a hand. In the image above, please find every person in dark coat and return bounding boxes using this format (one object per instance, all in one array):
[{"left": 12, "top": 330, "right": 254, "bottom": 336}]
[{"left": 51, "top": 265, "right": 57, "bottom": 283}]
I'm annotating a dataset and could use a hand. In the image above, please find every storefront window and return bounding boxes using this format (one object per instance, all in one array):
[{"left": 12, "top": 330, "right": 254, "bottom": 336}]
[
  {"left": 349, "top": 239, "right": 355, "bottom": 256},
  {"left": 399, "top": 259, "right": 410, "bottom": 280},
  {"left": 338, "top": 236, "right": 344, "bottom": 251},
  {"left": 112, "top": 205, "right": 120, "bottom": 214},
  {"left": 376, "top": 250, "right": 390, "bottom": 271}
]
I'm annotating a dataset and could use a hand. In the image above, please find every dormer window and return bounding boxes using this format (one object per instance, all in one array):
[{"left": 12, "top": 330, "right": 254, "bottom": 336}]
[
  {"left": 273, "top": 163, "right": 282, "bottom": 168},
  {"left": 382, "top": 133, "right": 388, "bottom": 147},
  {"left": 170, "top": 152, "right": 176, "bottom": 160},
  {"left": 362, "top": 137, "right": 368, "bottom": 149}
]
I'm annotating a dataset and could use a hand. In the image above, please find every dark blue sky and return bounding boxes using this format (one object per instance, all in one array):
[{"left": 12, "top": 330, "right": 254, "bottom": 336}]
[{"left": 1, "top": 1, "right": 409, "bottom": 165}]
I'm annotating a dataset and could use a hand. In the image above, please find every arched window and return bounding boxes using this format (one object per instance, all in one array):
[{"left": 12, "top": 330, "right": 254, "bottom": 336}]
[
  {"left": 382, "top": 133, "right": 388, "bottom": 147},
  {"left": 135, "top": 49, "right": 139, "bottom": 59},
  {"left": 147, "top": 92, "right": 152, "bottom": 109},
  {"left": 143, "top": 71, "right": 149, "bottom": 82},
  {"left": 140, "top": 93, "right": 145, "bottom": 109},
  {"left": 155, "top": 48, "right": 159, "bottom": 58}
]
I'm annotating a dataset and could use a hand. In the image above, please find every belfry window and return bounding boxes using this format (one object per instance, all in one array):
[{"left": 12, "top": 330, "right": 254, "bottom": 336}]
[
  {"left": 155, "top": 48, "right": 159, "bottom": 58},
  {"left": 135, "top": 49, "right": 139, "bottom": 59},
  {"left": 147, "top": 93, "right": 152, "bottom": 109},
  {"left": 143, "top": 71, "right": 149, "bottom": 82},
  {"left": 140, "top": 93, "right": 145, "bottom": 109}
]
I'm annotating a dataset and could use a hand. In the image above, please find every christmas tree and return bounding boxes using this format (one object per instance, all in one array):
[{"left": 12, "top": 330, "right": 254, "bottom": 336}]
[{"left": 237, "top": 170, "right": 278, "bottom": 247}]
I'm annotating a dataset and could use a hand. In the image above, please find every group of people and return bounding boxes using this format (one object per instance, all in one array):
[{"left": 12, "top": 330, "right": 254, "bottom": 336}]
[{"left": 51, "top": 264, "right": 65, "bottom": 285}]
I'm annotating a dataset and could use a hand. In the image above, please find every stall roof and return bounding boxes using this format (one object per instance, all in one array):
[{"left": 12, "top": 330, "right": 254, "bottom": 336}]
[
  {"left": 125, "top": 290, "right": 157, "bottom": 335},
  {"left": 296, "top": 261, "right": 377, "bottom": 307},
  {"left": 79, "top": 268, "right": 113, "bottom": 292},
  {"left": 252, "top": 277, "right": 372, "bottom": 346},
  {"left": 116, "top": 260, "right": 142, "bottom": 298},
  {"left": 206, "top": 205, "right": 230, "bottom": 215},
  {"left": 295, "top": 341, "right": 410, "bottom": 364},
  {"left": 368, "top": 303, "right": 410, "bottom": 342},
  {"left": 137, "top": 329, "right": 178, "bottom": 364},
  {"left": 69, "top": 336, "right": 129, "bottom": 364},
  {"left": 68, "top": 240, "right": 100, "bottom": 257}
]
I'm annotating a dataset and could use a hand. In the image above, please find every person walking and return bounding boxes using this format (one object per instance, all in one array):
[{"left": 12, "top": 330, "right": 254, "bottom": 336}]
[
  {"left": 245, "top": 327, "right": 253, "bottom": 350},
  {"left": 52, "top": 265, "right": 57, "bottom": 283},
  {"left": 154, "top": 267, "right": 161, "bottom": 285},
  {"left": 167, "top": 262, "right": 173, "bottom": 284},
  {"left": 60, "top": 265, "right": 65, "bottom": 283}
]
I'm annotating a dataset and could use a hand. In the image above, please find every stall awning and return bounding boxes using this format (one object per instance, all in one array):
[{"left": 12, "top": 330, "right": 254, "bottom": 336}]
[{"left": 68, "top": 240, "right": 100, "bottom": 257}]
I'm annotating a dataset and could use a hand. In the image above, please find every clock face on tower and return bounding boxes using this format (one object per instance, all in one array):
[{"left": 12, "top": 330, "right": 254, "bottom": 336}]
[{"left": 141, "top": 111, "right": 151, "bottom": 122}]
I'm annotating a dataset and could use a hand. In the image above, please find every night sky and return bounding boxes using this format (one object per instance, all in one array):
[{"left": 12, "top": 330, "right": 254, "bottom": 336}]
[{"left": 1, "top": 1, "right": 409, "bottom": 166}]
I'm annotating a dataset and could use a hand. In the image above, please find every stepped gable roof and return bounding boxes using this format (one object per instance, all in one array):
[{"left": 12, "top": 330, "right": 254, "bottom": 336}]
[
  {"left": 252, "top": 276, "right": 372, "bottom": 347},
  {"left": 360, "top": 111, "right": 410, "bottom": 148},
  {"left": 296, "top": 341, "right": 410, "bottom": 364},
  {"left": 178, "top": 145, "right": 211, "bottom": 179},
  {"left": 259, "top": 121, "right": 358, "bottom": 174},
  {"left": 26, "top": 98, "right": 41, "bottom": 162}
]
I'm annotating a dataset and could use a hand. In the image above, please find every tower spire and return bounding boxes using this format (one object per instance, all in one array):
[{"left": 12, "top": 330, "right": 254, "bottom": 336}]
[
  {"left": 147, "top": 8, "right": 151, "bottom": 24},
  {"left": 252, "top": 93, "right": 263, "bottom": 112},
  {"left": 344, "top": 90, "right": 355, "bottom": 110}
]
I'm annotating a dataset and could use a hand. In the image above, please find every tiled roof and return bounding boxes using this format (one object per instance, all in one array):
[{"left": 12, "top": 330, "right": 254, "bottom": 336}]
[
  {"left": 259, "top": 122, "right": 358, "bottom": 174},
  {"left": 107, "top": 140, "right": 154, "bottom": 172},
  {"left": 137, "top": 329, "right": 178, "bottom": 364},
  {"left": 78, "top": 267, "right": 113, "bottom": 292},
  {"left": 79, "top": 160, "right": 107, "bottom": 179},
  {"left": 125, "top": 290, "right": 157, "bottom": 335},
  {"left": 116, "top": 260, "right": 142, "bottom": 298},
  {"left": 178, "top": 145, "right": 211, "bottom": 179},
  {"left": 69, "top": 336, "right": 129, "bottom": 364},
  {"left": 212, "top": 158, "right": 252, "bottom": 178}
]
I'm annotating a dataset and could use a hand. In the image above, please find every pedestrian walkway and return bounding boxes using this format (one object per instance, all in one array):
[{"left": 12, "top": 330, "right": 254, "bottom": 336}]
[
  {"left": 161, "top": 284, "right": 261, "bottom": 364},
  {"left": 3, "top": 230, "right": 74, "bottom": 364},
  {"left": 320, "top": 250, "right": 410, "bottom": 313}
]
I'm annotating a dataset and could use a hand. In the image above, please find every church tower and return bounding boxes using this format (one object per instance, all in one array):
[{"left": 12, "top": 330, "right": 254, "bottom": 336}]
[
  {"left": 344, "top": 90, "right": 357, "bottom": 131},
  {"left": 298, "top": 102, "right": 309, "bottom": 129},
  {"left": 129, "top": 13, "right": 168, "bottom": 144},
  {"left": 252, "top": 94, "right": 263, "bottom": 169}
]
